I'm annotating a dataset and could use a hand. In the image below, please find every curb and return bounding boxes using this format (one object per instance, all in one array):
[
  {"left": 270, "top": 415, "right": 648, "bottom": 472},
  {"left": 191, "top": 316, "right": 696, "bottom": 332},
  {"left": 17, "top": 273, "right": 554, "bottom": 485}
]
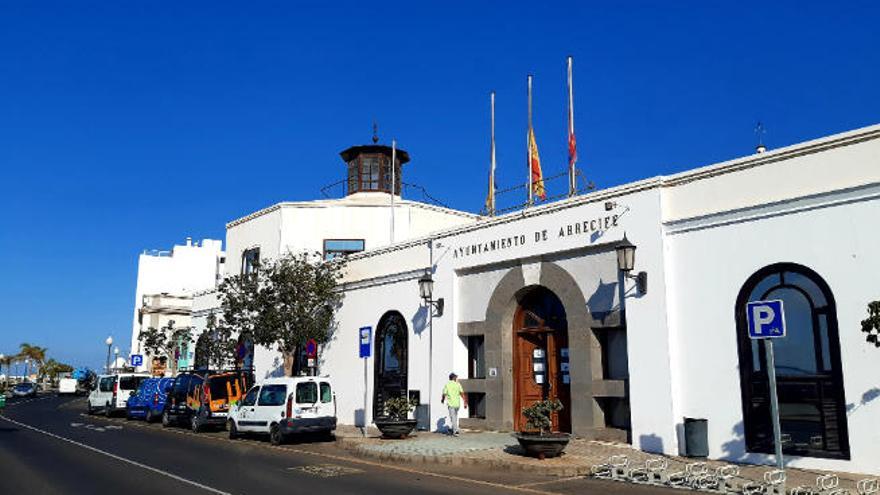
[{"left": 335, "top": 437, "right": 591, "bottom": 477}]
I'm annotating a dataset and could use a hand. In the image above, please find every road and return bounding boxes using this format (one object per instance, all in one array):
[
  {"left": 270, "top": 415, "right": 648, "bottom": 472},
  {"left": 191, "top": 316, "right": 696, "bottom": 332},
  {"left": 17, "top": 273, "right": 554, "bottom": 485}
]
[{"left": 0, "top": 394, "right": 678, "bottom": 494}]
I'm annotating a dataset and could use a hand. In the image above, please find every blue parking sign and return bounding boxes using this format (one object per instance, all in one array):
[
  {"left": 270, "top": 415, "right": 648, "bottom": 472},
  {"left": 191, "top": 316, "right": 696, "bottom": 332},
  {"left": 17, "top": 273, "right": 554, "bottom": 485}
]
[
  {"left": 359, "top": 326, "right": 371, "bottom": 358},
  {"left": 131, "top": 354, "right": 143, "bottom": 367},
  {"left": 746, "top": 300, "right": 786, "bottom": 339}
]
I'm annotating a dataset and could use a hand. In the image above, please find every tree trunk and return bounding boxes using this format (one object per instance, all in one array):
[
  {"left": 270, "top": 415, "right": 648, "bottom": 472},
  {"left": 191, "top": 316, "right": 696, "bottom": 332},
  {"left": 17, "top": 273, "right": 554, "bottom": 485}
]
[{"left": 282, "top": 350, "right": 294, "bottom": 377}]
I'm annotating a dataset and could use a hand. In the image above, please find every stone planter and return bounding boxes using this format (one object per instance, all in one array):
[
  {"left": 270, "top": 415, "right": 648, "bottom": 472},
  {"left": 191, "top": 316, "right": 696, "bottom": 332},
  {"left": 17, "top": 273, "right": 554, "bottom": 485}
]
[
  {"left": 374, "top": 419, "right": 418, "bottom": 439},
  {"left": 514, "top": 432, "right": 571, "bottom": 459}
]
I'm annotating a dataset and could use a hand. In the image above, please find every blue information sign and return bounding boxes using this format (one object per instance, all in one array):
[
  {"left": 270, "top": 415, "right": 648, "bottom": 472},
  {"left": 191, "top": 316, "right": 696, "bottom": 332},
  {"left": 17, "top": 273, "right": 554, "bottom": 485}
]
[
  {"left": 359, "top": 326, "right": 371, "bottom": 358},
  {"left": 746, "top": 300, "right": 786, "bottom": 339},
  {"left": 130, "top": 354, "right": 143, "bottom": 367}
]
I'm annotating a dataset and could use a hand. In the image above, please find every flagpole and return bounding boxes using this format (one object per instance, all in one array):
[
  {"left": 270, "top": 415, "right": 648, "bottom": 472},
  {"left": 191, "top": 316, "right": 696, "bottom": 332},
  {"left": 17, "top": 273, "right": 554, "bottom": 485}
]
[
  {"left": 488, "top": 91, "right": 496, "bottom": 217},
  {"left": 527, "top": 74, "right": 534, "bottom": 207},
  {"left": 390, "top": 139, "right": 396, "bottom": 243},
  {"left": 567, "top": 56, "right": 577, "bottom": 197}
]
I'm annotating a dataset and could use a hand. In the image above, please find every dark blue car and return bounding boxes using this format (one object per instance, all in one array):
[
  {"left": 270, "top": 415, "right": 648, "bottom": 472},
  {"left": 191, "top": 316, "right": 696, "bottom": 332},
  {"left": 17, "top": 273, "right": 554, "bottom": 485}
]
[{"left": 126, "top": 377, "right": 174, "bottom": 422}]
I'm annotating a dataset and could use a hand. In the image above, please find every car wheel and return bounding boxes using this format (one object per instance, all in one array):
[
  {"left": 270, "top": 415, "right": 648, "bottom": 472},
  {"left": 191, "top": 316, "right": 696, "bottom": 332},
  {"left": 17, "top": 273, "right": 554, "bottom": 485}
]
[
  {"left": 105, "top": 403, "right": 112, "bottom": 418},
  {"left": 269, "top": 424, "right": 284, "bottom": 446},
  {"left": 228, "top": 420, "right": 239, "bottom": 440},
  {"left": 162, "top": 411, "right": 172, "bottom": 427},
  {"left": 87, "top": 402, "right": 94, "bottom": 415},
  {"left": 191, "top": 414, "right": 202, "bottom": 433}
]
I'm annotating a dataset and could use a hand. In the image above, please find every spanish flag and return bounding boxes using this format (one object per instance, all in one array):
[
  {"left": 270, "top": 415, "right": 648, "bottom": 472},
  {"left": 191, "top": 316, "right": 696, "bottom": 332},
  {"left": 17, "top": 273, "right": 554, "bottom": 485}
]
[{"left": 529, "top": 127, "right": 546, "bottom": 200}]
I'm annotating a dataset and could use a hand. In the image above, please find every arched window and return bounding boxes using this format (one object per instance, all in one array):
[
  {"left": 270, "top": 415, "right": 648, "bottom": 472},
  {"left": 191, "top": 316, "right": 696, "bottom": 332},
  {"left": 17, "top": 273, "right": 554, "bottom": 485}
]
[
  {"left": 735, "top": 263, "right": 850, "bottom": 459},
  {"left": 373, "top": 311, "right": 408, "bottom": 418}
]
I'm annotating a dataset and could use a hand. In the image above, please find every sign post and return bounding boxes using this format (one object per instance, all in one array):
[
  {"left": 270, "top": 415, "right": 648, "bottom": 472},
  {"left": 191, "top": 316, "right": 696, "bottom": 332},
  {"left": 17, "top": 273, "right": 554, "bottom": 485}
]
[
  {"left": 746, "top": 300, "right": 786, "bottom": 470},
  {"left": 359, "top": 327, "right": 372, "bottom": 431},
  {"left": 305, "top": 339, "right": 318, "bottom": 376}
]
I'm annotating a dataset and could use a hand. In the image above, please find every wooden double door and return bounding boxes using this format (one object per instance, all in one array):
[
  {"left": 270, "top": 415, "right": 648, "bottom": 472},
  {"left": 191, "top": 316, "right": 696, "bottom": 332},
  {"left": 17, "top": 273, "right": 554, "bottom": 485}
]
[{"left": 513, "top": 287, "right": 571, "bottom": 433}]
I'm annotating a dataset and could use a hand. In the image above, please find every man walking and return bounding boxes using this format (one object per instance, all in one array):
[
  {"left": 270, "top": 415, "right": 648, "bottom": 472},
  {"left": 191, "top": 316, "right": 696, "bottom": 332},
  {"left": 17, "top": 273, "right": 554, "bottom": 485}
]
[{"left": 441, "top": 372, "right": 467, "bottom": 436}]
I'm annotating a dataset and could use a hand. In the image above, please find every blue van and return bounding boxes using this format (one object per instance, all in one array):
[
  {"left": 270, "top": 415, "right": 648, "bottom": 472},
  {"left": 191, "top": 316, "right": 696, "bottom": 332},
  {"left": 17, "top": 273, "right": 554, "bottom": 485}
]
[{"left": 126, "top": 377, "right": 174, "bottom": 422}]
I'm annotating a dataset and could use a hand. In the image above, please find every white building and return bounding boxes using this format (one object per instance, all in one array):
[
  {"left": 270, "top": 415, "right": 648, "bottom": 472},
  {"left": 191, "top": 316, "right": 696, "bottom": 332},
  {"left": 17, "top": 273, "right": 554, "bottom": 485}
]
[
  {"left": 311, "top": 123, "right": 880, "bottom": 475},
  {"left": 158, "top": 124, "right": 880, "bottom": 475},
  {"left": 129, "top": 237, "right": 225, "bottom": 374},
  {"left": 190, "top": 141, "right": 479, "bottom": 375}
]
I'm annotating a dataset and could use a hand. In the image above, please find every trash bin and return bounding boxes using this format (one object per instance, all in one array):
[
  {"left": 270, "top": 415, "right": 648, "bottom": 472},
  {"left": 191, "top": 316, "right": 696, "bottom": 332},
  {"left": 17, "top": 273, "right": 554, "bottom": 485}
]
[{"left": 683, "top": 417, "right": 708, "bottom": 457}]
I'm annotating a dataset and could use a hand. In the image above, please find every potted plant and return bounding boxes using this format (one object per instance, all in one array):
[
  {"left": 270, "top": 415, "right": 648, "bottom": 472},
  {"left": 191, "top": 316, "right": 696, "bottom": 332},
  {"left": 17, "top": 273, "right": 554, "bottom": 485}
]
[
  {"left": 514, "top": 399, "right": 571, "bottom": 459},
  {"left": 374, "top": 396, "right": 420, "bottom": 439}
]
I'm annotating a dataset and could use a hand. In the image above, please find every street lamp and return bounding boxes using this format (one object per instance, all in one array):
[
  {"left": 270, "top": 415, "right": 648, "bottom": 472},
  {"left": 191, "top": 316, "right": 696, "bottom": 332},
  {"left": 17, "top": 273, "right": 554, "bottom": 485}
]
[
  {"left": 418, "top": 271, "right": 444, "bottom": 317},
  {"left": 105, "top": 336, "right": 113, "bottom": 373},
  {"left": 615, "top": 233, "right": 648, "bottom": 295}
]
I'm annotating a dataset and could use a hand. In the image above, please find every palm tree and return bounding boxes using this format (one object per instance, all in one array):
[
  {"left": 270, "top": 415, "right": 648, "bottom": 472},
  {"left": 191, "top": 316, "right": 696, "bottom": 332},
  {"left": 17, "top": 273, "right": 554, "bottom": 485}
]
[{"left": 18, "top": 343, "right": 48, "bottom": 378}]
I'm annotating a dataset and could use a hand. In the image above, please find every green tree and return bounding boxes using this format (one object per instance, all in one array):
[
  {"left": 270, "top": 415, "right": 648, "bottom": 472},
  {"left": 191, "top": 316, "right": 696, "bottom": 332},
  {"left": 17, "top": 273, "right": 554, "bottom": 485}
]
[
  {"left": 41, "top": 359, "right": 74, "bottom": 381},
  {"left": 218, "top": 251, "right": 346, "bottom": 376},
  {"left": 18, "top": 343, "right": 47, "bottom": 378},
  {"left": 195, "top": 313, "right": 237, "bottom": 370},
  {"left": 138, "top": 320, "right": 193, "bottom": 375},
  {"left": 861, "top": 301, "right": 880, "bottom": 347}
]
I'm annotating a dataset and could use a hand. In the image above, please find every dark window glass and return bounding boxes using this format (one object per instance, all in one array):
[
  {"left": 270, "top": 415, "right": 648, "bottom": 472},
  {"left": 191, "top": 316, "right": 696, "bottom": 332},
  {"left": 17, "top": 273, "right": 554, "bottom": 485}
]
[
  {"left": 467, "top": 336, "right": 486, "bottom": 379},
  {"left": 119, "top": 376, "right": 147, "bottom": 391},
  {"left": 173, "top": 375, "right": 191, "bottom": 395},
  {"left": 324, "top": 239, "right": 365, "bottom": 260},
  {"left": 296, "top": 382, "right": 318, "bottom": 404},
  {"left": 99, "top": 377, "right": 116, "bottom": 392},
  {"left": 320, "top": 382, "right": 332, "bottom": 403},
  {"left": 242, "top": 248, "right": 260, "bottom": 275},
  {"left": 383, "top": 332, "right": 400, "bottom": 372},
  {"left": 258, "top": 385, "right": 287, "bottom": 406},
  {"left": 763, "top": 287, "right": 817, "bottom": 376},
  {"left": 209, "top": 375, "right": 237, "bottom": 399},
  {"left": 467, "top": 393, "right": 486, "bottom": 419},
  {"left": 241, "top": 386, "right": 259, "bottom": 406}
]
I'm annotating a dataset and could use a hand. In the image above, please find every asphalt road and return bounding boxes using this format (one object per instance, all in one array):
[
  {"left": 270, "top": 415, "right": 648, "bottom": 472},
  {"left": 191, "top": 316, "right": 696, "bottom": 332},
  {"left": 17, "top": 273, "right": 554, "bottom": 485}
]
[{"left": 0, "top": 394, "right": 679, "bottom": 494}]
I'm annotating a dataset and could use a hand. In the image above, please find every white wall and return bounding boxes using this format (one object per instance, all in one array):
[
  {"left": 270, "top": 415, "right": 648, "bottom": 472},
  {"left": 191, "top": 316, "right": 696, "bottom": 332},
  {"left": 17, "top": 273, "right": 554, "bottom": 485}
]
[
  {"left": 129, "top": 238, "right": 224, "bottom": 369},
  {"left": 665, "top": 184, "right": 880, "bottom": 474}
]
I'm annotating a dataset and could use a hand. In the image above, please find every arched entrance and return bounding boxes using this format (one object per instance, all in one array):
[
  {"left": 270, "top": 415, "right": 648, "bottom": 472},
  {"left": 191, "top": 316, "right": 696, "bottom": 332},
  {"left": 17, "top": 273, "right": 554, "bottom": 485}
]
[
  {"left": 373, "top": 311, "right": 408, "bottom": 419},
  {"left": 735, "top": 263, "right": 850, "bottom": 459},
  {"left": 513, "top": 286, "right": 571, "bottom": 432}
]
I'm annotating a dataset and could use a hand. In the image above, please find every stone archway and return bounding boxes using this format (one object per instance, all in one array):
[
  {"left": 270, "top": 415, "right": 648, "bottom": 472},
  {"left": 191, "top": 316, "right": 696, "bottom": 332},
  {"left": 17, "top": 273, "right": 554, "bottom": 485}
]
[{"left": 458, "top": 260, "right": 603, "bottom": 437}]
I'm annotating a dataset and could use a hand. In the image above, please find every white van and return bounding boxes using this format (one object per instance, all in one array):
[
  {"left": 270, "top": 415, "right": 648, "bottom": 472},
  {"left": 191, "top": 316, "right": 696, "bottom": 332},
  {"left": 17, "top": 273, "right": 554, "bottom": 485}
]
[
  {"left": 87, "top": 373, "right": 150, "bottom": 416},
  {"left": 227, "top": 376, "right": 336, "bottom": 445},
  {"left": 58, "top": 378, "right": 78, "bottom": 395}
]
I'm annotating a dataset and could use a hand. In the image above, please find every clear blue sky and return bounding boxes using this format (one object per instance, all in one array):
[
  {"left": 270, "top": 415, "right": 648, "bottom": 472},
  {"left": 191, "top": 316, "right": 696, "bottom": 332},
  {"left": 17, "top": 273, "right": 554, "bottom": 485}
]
[{"left": 1, "top": 1, "right": 878, "bottom": 371}]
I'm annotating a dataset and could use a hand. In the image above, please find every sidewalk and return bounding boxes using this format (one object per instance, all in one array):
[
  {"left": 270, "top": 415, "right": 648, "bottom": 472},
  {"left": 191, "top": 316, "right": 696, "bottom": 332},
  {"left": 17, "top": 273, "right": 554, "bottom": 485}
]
[{"left": 335, "top": 427, "right": 876, "bottom": 492}]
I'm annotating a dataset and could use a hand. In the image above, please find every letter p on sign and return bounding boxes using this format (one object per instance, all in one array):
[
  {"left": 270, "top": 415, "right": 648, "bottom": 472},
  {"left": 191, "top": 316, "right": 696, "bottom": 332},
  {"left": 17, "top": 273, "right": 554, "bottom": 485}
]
[{"left": 746, "top": 300, "right": 786, "bottom": 339}]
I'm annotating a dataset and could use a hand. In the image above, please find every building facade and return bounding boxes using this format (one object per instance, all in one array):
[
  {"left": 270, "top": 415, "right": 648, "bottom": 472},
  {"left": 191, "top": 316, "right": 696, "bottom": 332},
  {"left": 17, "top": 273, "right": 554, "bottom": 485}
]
[
  {"left": 129, "top": 237, "right": 225, "bottom": 374},
  {"left": 317, "top": 124, "right": 880, "bottom": 475}
]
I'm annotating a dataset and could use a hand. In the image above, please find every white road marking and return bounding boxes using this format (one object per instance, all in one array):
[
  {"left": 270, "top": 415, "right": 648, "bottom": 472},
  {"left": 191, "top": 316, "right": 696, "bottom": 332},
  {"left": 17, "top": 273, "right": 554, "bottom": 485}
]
[
  {"left": 0, "top": 413, "right": 231, "bottom": 495},
  {"left": 70, "top": 422, "right": 83, "bottom": 427}
]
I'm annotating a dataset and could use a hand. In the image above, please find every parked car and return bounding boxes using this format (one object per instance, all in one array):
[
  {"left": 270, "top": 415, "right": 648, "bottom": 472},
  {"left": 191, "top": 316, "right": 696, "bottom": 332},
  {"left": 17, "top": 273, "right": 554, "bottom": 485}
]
[
  {"left": 12, "top": 382, "right": 38, "bottom": 398},
  {"left": 87, "top": 373, "right": 150, "bottom": 416},
  {"left": 163, "top": 370, "right": 249, "bottom": 432},
  {"left": 125, "top": 377, "right": 174, "bottom": 422},
  {"left": 227, "top": 376, "right": 336, "bottom": 445},
  {"left": 58, "top": 378, "right": 78, "bottom": 395}
]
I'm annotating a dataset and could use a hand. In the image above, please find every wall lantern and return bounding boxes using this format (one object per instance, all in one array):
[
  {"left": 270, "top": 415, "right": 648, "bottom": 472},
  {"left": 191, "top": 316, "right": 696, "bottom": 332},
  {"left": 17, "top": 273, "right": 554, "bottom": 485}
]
[
  {"left": 615, "top": 233, "right": 648, "bottom": 295},
  {"left": 418, "top": 270, "right": 444, "bottom": 317}
]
